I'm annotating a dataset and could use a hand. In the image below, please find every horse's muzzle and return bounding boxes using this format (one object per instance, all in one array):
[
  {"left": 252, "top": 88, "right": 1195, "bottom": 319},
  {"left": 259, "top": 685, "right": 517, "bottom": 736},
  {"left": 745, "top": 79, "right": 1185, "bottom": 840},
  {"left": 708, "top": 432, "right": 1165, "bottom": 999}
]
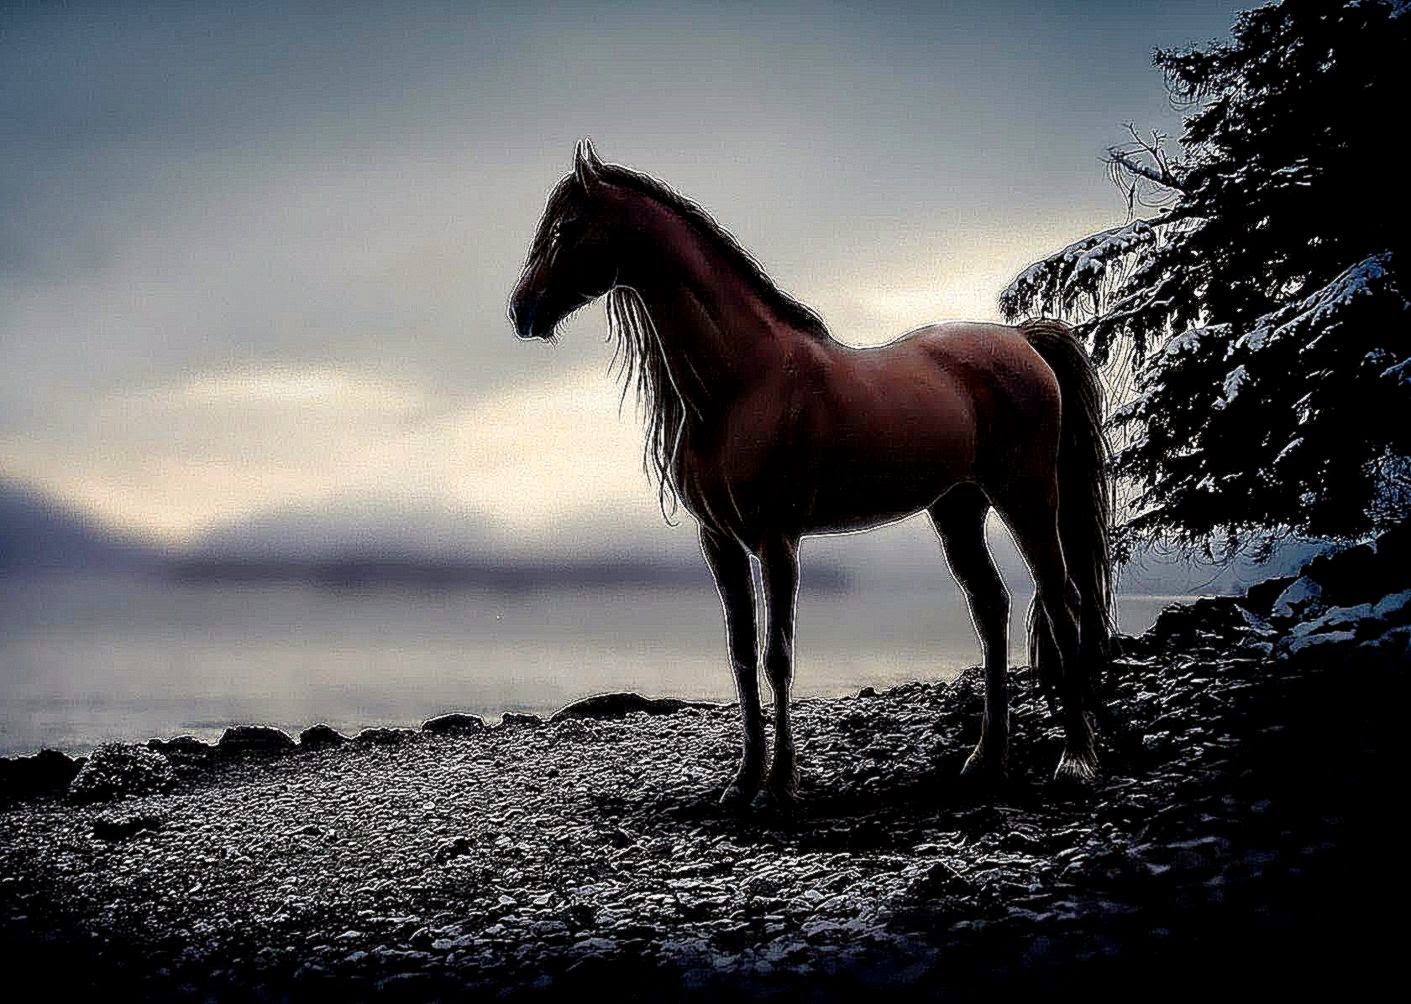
[{"left": 509, "top": 295, "right": 543, "bottom": 340}]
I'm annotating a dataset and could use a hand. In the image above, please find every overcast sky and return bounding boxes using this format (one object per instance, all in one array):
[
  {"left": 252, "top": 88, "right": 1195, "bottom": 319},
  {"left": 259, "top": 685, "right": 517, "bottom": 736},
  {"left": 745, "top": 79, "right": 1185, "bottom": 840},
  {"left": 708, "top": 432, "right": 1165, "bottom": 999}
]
[{"left": 0, "top": 0, "right": 1243, "bottom": 548}]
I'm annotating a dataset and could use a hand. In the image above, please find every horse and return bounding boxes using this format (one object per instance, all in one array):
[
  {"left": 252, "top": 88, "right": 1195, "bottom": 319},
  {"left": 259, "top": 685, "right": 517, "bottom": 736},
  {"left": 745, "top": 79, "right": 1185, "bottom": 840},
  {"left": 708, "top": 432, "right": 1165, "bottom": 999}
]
[{"left": 509, "top": 140, "right": 1115, "bottom": 808}]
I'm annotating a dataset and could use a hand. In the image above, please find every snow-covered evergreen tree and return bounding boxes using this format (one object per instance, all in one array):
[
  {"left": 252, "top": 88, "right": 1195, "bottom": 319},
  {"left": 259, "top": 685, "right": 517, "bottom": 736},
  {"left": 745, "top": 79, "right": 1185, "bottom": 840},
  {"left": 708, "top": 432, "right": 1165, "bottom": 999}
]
[{"left": 1003, "top": 0, "right": 1410, "bottom": 556}]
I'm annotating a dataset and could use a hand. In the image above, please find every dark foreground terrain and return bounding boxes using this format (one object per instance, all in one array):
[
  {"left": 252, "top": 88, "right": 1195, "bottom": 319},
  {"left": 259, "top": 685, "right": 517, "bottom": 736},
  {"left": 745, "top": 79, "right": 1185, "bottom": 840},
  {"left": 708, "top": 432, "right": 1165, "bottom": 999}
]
[{"left": 2, "top": 531, "right": 1408, "bottom": 1001}]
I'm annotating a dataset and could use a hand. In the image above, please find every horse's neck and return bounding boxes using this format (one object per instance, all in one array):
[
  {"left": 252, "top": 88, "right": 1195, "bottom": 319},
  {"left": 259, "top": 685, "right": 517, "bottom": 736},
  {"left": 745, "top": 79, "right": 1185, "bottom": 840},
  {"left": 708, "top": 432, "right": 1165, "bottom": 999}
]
[{"left": 629, "top": 244, "right": 788, "bottom": 414}]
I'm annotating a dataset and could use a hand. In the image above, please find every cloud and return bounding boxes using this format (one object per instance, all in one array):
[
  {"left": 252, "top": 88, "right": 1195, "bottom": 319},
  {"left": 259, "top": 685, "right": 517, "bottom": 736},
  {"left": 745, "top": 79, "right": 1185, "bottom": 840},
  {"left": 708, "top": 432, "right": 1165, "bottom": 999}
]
[
  {"left": 0, "top": 359, "right": 665, "bottom": 545},
  {"left": 390, "top": 365, "right": 661, "bottom": 529},
  {"left": 169, "top": 367, "right": 427, "bottom": 412},
  {"left": 0, "top": 1, "right": 1244, "bottom": 548}
]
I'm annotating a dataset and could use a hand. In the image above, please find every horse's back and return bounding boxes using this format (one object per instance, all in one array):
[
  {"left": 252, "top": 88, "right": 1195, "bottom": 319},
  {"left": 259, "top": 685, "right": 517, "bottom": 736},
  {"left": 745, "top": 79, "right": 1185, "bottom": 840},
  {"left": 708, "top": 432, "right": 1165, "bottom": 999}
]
[
  {"left": 817, "top": 320, "right": 1063, "bottom": 488},
  {"left": 911, "top": 320, "right": 1056, "bottom": 381},
  {"left": 902, "top": 321, "right": 1063, "bottom": 423}
]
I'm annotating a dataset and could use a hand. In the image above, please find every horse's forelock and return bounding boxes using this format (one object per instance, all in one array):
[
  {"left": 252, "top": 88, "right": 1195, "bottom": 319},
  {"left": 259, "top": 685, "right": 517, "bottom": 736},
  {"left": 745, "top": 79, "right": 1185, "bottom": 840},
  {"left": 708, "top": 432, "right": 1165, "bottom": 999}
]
[{"left": 526, "top": 176, "right": 579, "bottom": 265}]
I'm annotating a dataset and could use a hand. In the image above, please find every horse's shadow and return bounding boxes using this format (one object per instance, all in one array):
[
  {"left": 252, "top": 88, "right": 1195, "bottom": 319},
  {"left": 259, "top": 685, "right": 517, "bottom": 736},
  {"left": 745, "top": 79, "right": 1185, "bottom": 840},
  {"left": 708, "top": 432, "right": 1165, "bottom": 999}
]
[{"left": 602, "top": 733, "right": 1124, "bottom": 854}]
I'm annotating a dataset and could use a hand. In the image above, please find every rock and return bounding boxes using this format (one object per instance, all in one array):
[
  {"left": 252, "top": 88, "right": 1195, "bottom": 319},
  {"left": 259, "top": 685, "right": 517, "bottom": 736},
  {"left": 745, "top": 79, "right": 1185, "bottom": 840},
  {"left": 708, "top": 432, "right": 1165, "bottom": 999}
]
[
  {"left": 421, "top": 713, "right": 487, "bottom": 735},
  {"left": 93, "top": 811, "right": 164, "bottom": 841},
  {"left": 1361, "top": 625, "right": 1411, "bottom": 662},
  {"left": 1281, "top": 590, "right": 1411, "bottom": 659},
  {"left": 218, "top": 725, "right": 296, "bottom": 755},
  {"left": 1243, "top": 575, "right": 1297, "bottom": 618},
  {"left": 1372, "top": 589, "right": 1411, "bottom": 625},
  {"left": 435, "top": 836, "right": 472, "bottom": 863},
  {"left": 69, "top": 743, "right": 175, "bottom": 803},
  {"left": 856, "top": 687, "right": 878, "bottom": 699},
  {"left": 299, "top": 724, "right": 349, "bottom": 749},
  {"left": 1373, "top": 523, "right": 1411, "bottom": 567},
  {"left": 146, "top": 735, "right": 214, "bottom": 757},
  {"left": 0, "top": 748, "right": 82, "bottom": 800},
  {"left": 1137, "top": 596, "right": 1260, "bottom": 652},
  {"left": 353, "top": 727, "right": 417, "bottom": 746},
  {"left": 1300, "top": 542, "right": 1383, "bottom": 607},
  {"left": 1293, "top": 603, "right": 1375, "bottom": 637},
  {"left": 550, "top": 693, "right": 721, "bottom": 722},
  {"left": 1281, "top": 627, "right": 1358, "bottom": 657},
  {"left": 1271, "top": 575, "right": 1323, "bottom": 622},
  {"left": 498, "top": 712, "right": 544, "bottom": 729}
]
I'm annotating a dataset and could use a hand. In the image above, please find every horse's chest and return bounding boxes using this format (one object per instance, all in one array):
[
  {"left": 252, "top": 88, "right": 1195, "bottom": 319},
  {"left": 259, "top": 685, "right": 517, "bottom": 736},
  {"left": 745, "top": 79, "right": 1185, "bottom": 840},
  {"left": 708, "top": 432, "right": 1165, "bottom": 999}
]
[{"left": 675, "top": 425, "right": 792, "bottom": 536}]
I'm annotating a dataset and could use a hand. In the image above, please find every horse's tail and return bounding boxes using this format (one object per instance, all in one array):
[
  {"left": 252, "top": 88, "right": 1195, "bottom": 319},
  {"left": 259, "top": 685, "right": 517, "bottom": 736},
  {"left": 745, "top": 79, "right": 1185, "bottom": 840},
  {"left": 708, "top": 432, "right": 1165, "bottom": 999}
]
[{"left": 1020, "top": 319, "right": 1115, "bottom": 700}]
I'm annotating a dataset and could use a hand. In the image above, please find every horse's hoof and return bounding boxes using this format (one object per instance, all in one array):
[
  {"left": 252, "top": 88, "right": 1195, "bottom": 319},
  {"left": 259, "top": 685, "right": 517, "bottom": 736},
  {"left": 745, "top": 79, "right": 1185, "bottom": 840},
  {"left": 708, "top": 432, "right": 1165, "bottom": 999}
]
[
  {"left": 960, "top": 745, "right": 1008, "bottom": 784},
  {"left": 1052, "top": 749, "right": 1099, "bottom": 786},
  {"left": 750, "top": 784, "right": 801, "bottom": 815},
  {"left": 718, "top": 763, "right": 763, "bottom": 808},
  {"left": 719, "top": 782, "right": 756, "bottom": 809}
]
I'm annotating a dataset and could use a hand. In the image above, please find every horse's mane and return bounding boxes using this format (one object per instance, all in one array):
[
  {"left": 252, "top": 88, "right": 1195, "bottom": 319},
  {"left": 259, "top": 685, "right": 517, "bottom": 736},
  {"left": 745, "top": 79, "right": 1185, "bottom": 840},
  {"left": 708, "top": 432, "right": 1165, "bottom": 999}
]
[
  {"left": 593, "top": 164, "right": 830, "bottom": 516},
  {"left": 604, "top": 284, "right": 687, "bottom": 518},
  {"left": 600, "top": 164, "right": 831, "bottom": 341}
]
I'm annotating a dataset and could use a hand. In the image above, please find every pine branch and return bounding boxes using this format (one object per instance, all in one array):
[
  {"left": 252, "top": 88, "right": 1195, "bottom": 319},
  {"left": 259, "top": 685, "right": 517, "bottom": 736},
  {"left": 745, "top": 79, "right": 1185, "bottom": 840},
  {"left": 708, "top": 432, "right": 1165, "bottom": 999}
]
[
  {"left": 1105, "top": 147, "right": 1186, "bottom": 193},
  {"left": 1105, "top": 124, "right": 1187, "bottom": 193}
]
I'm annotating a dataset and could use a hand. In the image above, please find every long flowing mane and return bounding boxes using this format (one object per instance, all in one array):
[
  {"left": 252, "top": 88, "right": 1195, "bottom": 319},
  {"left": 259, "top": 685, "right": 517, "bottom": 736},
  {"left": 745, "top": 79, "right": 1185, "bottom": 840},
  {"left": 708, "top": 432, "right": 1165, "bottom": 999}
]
[
  {"left": 604, "top": 285, "right": 686, "bottom": 517},
  {"left": 595, "top": 165, "right": 830, "bottom": 512}
]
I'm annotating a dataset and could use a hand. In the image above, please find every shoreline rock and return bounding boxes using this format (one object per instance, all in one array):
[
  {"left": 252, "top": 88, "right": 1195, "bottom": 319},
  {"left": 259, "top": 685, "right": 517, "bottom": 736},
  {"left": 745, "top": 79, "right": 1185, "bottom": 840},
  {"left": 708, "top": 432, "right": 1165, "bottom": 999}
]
[
  {"left": 421, "top": 712, "right": 488, "bottom": 735},
  {"left": 299, "top": 723, "right": 349, "bottom": 749},
  {"left": 0, "top": 748, "right": 81, "bottom": 801},
  {"left": 549, "top": 692, "right": 724, "bottom": 722},
  {"left": 218, "top": 724, "right": 297, "bottom": 756},
  {"left": 67, "top": 743, "right": 175, "bottom": 804}
]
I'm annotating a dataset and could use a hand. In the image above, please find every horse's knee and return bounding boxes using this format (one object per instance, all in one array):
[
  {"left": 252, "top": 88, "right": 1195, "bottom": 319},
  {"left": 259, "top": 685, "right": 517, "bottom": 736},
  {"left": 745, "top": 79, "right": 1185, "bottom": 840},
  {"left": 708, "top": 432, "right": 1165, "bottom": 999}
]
[
  {"left": 1038, "top": 597, "right": 1080, "bottom": 663},
  {"left": 764, "top": 643, "right": 793, "bottom": 694},
  {"left": 975, "top": 582, "right": 1011, "bottom": 630}
]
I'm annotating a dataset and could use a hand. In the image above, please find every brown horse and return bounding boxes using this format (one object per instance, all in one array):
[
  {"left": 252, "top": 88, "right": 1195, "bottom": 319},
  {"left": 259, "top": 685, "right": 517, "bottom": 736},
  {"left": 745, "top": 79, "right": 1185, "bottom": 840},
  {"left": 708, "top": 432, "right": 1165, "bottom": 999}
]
[{"left": 510, "top": 141, "right": 1114, "bottom": 808}]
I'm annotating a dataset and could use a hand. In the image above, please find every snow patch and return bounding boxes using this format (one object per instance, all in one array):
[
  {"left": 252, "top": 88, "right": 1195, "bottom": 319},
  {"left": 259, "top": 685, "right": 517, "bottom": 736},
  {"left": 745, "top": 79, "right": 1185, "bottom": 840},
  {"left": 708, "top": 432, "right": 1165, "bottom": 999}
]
[
  {"left": 1164, "top": 324, "right": 1228, "bottom": 358},
  {"left": 1234, "top": 252, "right": 1397, "bottom": 354},
  {"left": 1372, "top": 590, "right": 1411, "bottom": 622},
  {"left": 1214, "top": 364, "right": 1250, "bottom": 410}
]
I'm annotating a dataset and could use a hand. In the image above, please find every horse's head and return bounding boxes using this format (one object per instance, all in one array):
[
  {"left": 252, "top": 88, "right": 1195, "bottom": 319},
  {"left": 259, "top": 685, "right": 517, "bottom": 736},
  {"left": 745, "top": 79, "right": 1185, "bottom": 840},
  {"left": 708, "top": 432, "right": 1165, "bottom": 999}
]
[{"left": 509, "top": 139, "right": 622, "bottom": 340}]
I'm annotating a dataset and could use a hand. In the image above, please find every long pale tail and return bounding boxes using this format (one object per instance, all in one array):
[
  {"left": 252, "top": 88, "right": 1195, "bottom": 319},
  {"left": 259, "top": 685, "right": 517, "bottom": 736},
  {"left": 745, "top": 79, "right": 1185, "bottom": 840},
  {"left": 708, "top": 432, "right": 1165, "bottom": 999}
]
[{"left": 1019, "top": 319, "right": 1115, "bottom": 701}]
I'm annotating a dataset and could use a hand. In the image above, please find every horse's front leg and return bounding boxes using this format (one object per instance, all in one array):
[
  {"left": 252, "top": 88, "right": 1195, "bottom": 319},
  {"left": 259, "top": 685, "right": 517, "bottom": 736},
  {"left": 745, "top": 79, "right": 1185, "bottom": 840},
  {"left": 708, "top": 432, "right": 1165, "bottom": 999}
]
[
  {"left": 757, "top": 535, "right": 801, "bottom": 808},
  {"left": 700, "top": 526, "right": 764, "bottom": 807}
]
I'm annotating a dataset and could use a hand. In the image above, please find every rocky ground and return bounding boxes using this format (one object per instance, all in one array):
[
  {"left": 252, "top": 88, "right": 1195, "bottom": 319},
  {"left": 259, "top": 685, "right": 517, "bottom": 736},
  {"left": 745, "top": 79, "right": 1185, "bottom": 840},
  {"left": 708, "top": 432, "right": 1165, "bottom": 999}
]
[{"left": 2, "top": 529, "right": 1409, "bottom": 1001}]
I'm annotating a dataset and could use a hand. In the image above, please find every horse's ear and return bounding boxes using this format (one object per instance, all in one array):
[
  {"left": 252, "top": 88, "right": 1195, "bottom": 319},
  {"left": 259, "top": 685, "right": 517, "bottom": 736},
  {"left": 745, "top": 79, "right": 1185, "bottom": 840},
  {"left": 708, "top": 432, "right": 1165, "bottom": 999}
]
[{"left": 574, "top": 138, "right": 603, "bottom": 190}]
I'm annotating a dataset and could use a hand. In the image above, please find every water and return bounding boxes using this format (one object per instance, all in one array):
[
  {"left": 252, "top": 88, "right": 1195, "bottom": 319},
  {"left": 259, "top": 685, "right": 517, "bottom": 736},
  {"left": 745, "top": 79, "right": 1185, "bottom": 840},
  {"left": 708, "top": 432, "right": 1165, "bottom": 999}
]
[{"left": 0, "top": 572, "right": 1189, "bottom": 755}]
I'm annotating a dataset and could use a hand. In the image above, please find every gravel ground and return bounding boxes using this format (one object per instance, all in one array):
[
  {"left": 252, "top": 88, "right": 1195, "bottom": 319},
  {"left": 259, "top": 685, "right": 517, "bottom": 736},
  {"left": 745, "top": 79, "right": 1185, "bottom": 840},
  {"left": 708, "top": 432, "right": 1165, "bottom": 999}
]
[{"left": 2, "top": 551, "right": 1409, "bottom": 1000}]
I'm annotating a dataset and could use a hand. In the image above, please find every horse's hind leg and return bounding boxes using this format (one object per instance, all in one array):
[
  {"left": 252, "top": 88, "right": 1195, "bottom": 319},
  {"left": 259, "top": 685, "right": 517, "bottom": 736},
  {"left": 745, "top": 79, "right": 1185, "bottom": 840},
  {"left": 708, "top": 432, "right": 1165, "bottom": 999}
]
[
  {"left": 928, "top": 485, "right": 1011, "bottom": 780},
  {"left": 994, "top": 485, "right": 1099, "bottom": 784},
  {"left": 700, "top": 525, "right": 765, "bottom": 807},
  {"left": 756, "top": 535, "right": 801, "bottom": 808}
]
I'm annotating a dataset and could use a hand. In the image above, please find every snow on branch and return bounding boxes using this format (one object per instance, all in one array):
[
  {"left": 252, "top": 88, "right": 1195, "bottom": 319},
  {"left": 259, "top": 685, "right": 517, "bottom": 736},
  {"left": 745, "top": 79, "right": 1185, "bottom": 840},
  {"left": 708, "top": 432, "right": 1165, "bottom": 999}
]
[
  {"left": 1233, "top": 252, "right": 1399, "bottom": 355},
  {"left": 1110, "top": 323, "right": 1231, "bottom": 429},
  {"left": 1000, "top": 219, "right": 1158, "bottom": 319}
]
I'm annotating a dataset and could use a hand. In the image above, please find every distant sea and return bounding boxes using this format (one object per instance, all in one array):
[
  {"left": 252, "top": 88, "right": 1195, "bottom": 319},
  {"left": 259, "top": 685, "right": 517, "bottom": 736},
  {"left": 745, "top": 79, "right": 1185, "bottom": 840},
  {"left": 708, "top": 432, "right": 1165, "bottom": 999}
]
[{"left": 0, "top": 572, "right": 1191, "bottom": 755}]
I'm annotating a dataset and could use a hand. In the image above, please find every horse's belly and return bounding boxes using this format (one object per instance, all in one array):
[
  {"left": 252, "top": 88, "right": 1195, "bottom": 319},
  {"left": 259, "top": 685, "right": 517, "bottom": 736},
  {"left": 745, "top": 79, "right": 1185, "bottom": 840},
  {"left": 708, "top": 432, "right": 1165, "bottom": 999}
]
[
  {"left": 798, "top": 384, "right": 975, "bottom": 531},
  {"left": 801, "top": 455, "right": 958, "bottom": 532}
]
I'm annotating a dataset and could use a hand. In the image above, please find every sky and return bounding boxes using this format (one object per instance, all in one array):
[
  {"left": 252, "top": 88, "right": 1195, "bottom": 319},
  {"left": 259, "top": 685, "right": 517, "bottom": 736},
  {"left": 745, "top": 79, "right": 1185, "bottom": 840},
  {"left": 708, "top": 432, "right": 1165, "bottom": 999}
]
[{"left": 0, "top": 0, "right": 1245, "bottom": 553}]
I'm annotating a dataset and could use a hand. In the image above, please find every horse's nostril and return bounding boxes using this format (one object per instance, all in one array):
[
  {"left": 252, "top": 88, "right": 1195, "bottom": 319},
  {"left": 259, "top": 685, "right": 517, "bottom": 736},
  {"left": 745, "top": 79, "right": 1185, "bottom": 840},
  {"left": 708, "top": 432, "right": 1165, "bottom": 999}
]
[{"left": 509, "top": 296, "right": 530, "bottom": 336}]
